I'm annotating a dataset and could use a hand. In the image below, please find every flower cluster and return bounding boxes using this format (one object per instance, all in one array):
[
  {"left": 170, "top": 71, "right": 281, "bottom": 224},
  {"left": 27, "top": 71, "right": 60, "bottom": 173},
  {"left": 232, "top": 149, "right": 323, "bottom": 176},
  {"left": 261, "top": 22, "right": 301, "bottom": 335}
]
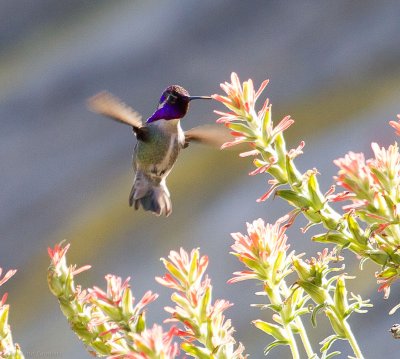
[
  {"left": 156, "top": 248, "right": 246, "bottom": 358},
  {"left": 229, "top": 216, "right": 293, "bottom": 285},
  {"left": 109, "top": 325, "right": 179, "bottom": 359},
  {"left": 0, "top": 267, "right": 24, "bottom": 359},
  {"left": 332, "top": 141, "right": 400, "bottom": 298},
  {"left": 213, "top": 73, "right": 383, "bottom": 358},
  {"left": 214, "top": 73, "right": 400, "bottom": 299},
  {"left": 229, "top": 217, "right": 313, "bottom": 358},
  {"left": 228, "top": 216, "right": 371, "bottom": 358},
  {"left": 48, "top": 243, "right": 175, "bottom": 358},
  {"left": 213, "top": 73, "right": 297, "bottom": 199}
]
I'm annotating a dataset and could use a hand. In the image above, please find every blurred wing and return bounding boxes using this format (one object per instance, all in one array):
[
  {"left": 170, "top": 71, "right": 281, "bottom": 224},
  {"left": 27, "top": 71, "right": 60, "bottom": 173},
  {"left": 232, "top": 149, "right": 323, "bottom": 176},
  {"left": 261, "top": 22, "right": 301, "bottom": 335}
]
[
  {"left": 184, "top": 125, "right": 233, "bottom": 148},
  {"left": 87, "top": 91, "right": 143, "bottom": 130}
]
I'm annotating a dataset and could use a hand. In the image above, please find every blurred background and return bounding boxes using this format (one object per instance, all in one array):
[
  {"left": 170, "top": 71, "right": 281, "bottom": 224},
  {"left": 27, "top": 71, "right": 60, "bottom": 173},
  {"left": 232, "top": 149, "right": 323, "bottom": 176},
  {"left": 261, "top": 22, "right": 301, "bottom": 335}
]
[{"left": 1, "top": 0, "right": 400, "bottom": 357}]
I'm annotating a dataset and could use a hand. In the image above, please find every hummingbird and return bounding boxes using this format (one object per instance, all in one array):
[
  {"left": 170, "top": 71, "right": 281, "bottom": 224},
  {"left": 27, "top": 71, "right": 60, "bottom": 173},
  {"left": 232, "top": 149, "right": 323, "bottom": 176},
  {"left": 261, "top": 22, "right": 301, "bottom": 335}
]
[{"left": 88, "top": 85, "right": 224, "bottom": 217}]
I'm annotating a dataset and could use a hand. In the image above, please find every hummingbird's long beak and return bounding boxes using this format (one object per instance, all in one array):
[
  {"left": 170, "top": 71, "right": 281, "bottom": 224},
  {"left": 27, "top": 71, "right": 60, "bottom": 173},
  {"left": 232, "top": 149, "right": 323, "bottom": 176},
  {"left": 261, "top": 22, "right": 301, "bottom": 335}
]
[{"left": 188, "top": 95, "right": 212, "bottom": 101}]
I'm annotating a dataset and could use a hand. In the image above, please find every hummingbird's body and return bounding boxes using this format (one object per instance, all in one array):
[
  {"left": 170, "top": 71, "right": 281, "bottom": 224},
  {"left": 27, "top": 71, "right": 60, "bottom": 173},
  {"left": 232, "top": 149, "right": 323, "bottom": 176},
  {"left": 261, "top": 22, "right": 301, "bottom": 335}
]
[
  {"left": 88, "top": 85, "right": 217, "bottom": 216},
  {"left": 130, "top": 118, "right": 185, "bottom": 215}
]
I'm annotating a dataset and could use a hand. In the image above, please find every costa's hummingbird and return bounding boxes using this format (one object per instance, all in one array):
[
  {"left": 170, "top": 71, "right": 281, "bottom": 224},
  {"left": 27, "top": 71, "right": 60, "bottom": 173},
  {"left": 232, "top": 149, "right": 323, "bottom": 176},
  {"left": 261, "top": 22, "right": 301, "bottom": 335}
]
[{"left": 88, "top": 85, "right": 222, "bottom": 217}]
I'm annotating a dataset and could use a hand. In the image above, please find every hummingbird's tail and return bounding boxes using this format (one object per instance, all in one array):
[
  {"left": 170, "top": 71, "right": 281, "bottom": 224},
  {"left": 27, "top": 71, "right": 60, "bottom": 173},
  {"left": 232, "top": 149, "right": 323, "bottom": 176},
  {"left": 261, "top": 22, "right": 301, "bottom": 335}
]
[{"left": 129, "top": 172, "right": 172, "bottom": 216}]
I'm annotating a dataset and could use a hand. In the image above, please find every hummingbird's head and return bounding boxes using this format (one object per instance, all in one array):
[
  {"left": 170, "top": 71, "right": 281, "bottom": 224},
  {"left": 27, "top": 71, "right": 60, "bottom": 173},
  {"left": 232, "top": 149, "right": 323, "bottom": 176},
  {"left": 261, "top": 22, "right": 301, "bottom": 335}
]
[{"left": 147, "top": 85, "right": 211, "bottom": 123}]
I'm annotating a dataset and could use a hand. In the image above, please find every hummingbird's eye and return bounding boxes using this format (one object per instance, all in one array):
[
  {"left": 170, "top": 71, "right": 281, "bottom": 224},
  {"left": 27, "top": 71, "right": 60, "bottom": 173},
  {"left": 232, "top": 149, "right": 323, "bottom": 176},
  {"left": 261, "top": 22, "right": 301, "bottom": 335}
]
[{"left": 167, "top": 94, "right": 178, "bottom": 104}]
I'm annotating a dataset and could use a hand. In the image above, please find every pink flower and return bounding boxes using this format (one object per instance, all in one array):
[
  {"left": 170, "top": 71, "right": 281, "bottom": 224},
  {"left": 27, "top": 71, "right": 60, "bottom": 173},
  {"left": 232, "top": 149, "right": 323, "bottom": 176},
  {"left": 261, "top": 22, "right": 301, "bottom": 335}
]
[
  {"left": 389, "top": 114, "right": 400, "bottom": 136},
  {"left": 229, "top": 216, "right": 293, "bottom": 284},
  {"left": 131, "top": 325, "right": 179, "bottom": 358},
  {"left": 155, "top": 248, "right": 208, "bottom": 293},
  {"left": 48, "top": 243, "right": 70, "bottom": 268},
  {"left": 109, "top": 325, "right": 179, "bottom": 359},
  {"left": 48, "top": 242, "right": 91, "bottom": 276},
  {"left": 212, "top": 72, "right": 268, "bottom": 115},
  {"left": 89, "top": 275, "right": 158, "bottom": 324},
  {"left": 91, "top": 275, "right": 131, "bottom": 305},
  {"left": 334, "top": 152, "right": 373, "bottom": 196},
  {"left": 368, "top": 142, "right": 400, "bottom": 193},
  {"left": 0, "top": 268, "right": 16, "bottom": 287},
  {"left": 268, "top": 115, "right": 294, "bottom": 140},
  {"left": 288, "top": 141, "right": 305, "bottom": 160},
  {"left": 376, "top": 269, "right": 399, "bottom": 299},
  {"left": 0, "top": 267, "right": 16, "bottom": 307},
  {"left": 256, "top": 179, "right": 280, "bottom": 202}
]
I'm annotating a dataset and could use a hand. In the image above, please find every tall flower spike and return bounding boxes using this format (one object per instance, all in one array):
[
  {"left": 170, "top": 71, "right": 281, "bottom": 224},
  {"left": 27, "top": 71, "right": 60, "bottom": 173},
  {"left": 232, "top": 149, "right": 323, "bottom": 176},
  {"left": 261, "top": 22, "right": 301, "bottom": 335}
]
[
  {"left": 213, "top": 73, "right": 300, "bottom": 200},
  {"left": 228, "top": 215, "right": 319, "bottom": 358},
  {"left": 157, "top": 248, "right": 247, "bottom": 359},
  {"left": 47, "top": 242, "right": 159, "bottom": 357}
]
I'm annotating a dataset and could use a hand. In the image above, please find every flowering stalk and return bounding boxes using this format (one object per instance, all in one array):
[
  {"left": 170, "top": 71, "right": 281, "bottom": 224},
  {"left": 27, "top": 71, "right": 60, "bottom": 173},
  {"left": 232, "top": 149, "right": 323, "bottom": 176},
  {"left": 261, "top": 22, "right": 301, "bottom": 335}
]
[
  {"left": 229, "top": 216, "right": 371, "bottom": 358},
  {"left": 213, "top": 73, "right": 400, "bottom": 298},
  {"left": 0, "top": 268, "right": 24, "bottom": 359},
  {"left": 228, "top": 216, "right": 313, "bottom": 358},
  {"left": 156, "top": 248, "right": 246, "bottom": 358},
  {"left": 47, "top": 243, "right": 177, "bottom": 358},
  {"left": 293, "top": 249, "right": 371, "bottom": 358},
  {"left": 332, "top": 140, "right": 400, "bottom": 298}
]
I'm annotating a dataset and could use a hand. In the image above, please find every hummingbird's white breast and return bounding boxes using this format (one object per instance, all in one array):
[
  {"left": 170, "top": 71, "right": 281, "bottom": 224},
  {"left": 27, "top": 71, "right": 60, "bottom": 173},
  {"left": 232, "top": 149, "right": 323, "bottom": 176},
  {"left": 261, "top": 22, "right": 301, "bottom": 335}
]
[{"left": 134, "top": 119, "right": 184, "bottom": 183}]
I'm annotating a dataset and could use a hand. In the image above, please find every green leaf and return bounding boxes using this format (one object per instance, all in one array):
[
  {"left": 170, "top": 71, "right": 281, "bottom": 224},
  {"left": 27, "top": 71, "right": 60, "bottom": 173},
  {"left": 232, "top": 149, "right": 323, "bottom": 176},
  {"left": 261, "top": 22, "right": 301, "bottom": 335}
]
[
  {"left": 121, "top": 287, "right": 133, "bottom": 317},
  {"left": 274, "top": 133, "right": 287, "bottom": 163},
  {"left": 163, "top": 260, "right": 186, "bottom": 285},
  {"left": 285, "top": 157, "right": 303, "bottom": 188},
  {"left": 307, "top": 170, "right": 324, "bottom": 209},
  {"left": 292, "top": 257, "right": 311, "bottom": 281},
  {"left": 297, "top": 281, "right": 327, "bottom": 305},
  {"left": 256, "top": 303, "right": 282, "bottom": 313},
  {"left": 0, "top": 305, "right": 9, "bottom": 334},
  {"left": 346, "top": 214, "right": 367, "bottom": 246},
  {"left": 90, "top": 340, "right": 112, "bottom": 356},
  {"left": 311, "top": 303, "right": 325, "bottom": 327},
  {"left": 276, "top": 189, "right": 311, "bottom": 208},
  {"left": 253, "top": 320, "right": 287, "bottom": 341},
  {"left": 264, "top": 340, "right": 289, "bottom": 355},
  {"left": 135, "top": 312, "right": 146, "bottom": 333},
  {"left": 322, "top": 350, "right": 341, "bottom": 359},
  {"left": 14, "top": 346, "right": 26, "bottom": 359},
  {"left": 320, "top": 334, "right": 340, "bottom": 353},
  {"left": 333, "top": 276, "right": 348, "bottom": 318},
  {"left": 188, "top": 249, "right": 199, "bottom": 282},
  {"left": 312, "top": 233, "right": 348, "bottom": 246},
  {"left": 261, "top": 105, "right": 272, "bottom": 136},
  {"left": 226, "top": 122, "right": 255, "bottom": 137},
  {"left": 200, "top": 286, "right": 211, "bottom": 322},
  {"left": 325, "top": 310, "right": 346, "bottom": 337},
  {"left": 181, "top": 342, "right": 210, "bottom": 359},
  {"left": 365, "top": 250, "right": 389, "bottom": 266}
]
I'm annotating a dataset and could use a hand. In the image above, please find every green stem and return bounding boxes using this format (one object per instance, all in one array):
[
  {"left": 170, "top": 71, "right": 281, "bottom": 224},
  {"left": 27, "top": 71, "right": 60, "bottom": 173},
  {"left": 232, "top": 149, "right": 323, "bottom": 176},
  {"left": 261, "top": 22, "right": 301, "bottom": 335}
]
[
  {"left": 281, "top": 282, "right": 316, "bottom": 358},
  {"left": 294, "top": 316, "right": 315, "bottom": 358},
  {"left": 341, "top": 319, "right": 364, "bottom": 359},
  {"left": 328, "top": 299, "right": 364, "bottom": 359},
  {"left": 267, "top": 288, "right": 300, "bottom": 359}
]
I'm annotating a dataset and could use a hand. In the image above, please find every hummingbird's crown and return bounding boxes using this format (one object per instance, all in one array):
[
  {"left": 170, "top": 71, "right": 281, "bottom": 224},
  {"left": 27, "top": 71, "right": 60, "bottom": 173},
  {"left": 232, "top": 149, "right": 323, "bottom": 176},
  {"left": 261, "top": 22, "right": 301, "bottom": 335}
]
[
  {"left": 163, "top": 85, "right": 190, "bottom": 98},
  {"left": 159, "top": 85, "right": 190, "bottom": 106}
]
